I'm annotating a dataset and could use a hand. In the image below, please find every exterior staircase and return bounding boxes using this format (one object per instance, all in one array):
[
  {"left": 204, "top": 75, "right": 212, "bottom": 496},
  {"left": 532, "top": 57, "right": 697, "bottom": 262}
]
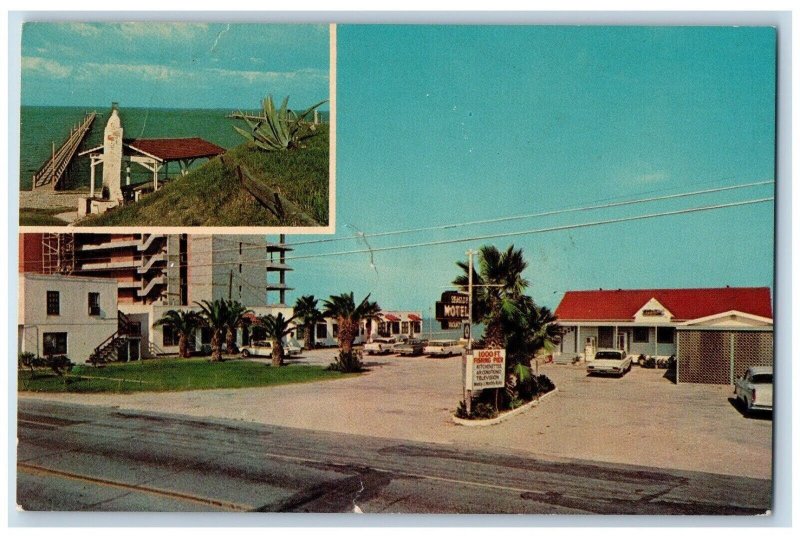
[{"left": 87, "top": 312, "right": 141, "bottom": 366}]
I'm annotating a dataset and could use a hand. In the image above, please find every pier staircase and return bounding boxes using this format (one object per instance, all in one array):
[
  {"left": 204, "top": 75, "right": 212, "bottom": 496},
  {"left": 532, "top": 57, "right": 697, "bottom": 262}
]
[
  {"left": 87, "top": 312, "right": 141, "bottom": 366},
  {"left": 32, "top": 111, "right": 97, "bottom": 190}
]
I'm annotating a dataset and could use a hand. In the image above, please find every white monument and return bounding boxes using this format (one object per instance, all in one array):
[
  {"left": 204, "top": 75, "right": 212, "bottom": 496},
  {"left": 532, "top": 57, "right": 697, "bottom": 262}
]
[{"left": 101, "top": 105, "right": 123, "bottom": 201}]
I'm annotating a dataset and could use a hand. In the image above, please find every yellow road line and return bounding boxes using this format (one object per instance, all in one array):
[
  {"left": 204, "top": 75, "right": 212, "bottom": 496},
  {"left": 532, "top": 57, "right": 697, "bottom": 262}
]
[{"left": 17, "top": 462, "right": 254, "bottom": 511}]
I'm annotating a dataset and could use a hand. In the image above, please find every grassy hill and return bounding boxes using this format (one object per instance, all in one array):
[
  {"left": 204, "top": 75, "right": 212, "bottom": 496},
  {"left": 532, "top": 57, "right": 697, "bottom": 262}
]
[{"left": 76, "top": 125, "right": 329, "bottom": 227}]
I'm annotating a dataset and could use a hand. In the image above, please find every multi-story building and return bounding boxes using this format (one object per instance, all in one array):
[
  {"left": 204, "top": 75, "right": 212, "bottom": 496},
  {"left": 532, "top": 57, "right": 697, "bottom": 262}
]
[
  {"left": 18, "top": 233, "right": 295, "bottom": 360},
  {"left": 18, "top": 273, "right": 126, "bottom": 362},
  {"left": 19, "top": 233, "right": 292, "bottom": 307}
]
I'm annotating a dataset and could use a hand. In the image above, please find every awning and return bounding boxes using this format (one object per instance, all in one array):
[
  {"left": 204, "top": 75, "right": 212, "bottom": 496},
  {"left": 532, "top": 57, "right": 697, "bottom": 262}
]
[
  {"left": 408, "top": 314, "right": 422, "bottom": 321},
  {"left": 384, "top": 314, "right": 401, "bottom": 322}
]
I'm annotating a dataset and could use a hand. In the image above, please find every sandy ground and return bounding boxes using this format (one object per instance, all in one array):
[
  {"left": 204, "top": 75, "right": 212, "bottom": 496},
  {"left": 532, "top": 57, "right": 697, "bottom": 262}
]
[
  {"left": 19, "top": 350, "right": 773, "bottom": 479},
  {"left": 19, "top": 190, "right": 84, "bottom": 224}
]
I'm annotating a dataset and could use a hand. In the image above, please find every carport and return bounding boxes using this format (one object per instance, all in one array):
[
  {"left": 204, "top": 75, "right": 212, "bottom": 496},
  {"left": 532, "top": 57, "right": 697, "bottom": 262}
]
[{"left": 675, "top": 312, "right": 773, "bottom": 385}]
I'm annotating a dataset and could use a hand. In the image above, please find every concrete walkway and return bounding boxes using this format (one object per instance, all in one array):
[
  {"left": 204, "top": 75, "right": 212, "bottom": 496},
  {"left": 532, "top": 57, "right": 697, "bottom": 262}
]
[{"left": 19, "top": 350, "right": 772, "bottom": 480}]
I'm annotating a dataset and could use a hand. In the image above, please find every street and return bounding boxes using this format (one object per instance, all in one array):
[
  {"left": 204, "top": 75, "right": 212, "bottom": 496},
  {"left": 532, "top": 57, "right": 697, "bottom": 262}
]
[{"left": 17, "top": 399, "right": 771, "bottom": 514}]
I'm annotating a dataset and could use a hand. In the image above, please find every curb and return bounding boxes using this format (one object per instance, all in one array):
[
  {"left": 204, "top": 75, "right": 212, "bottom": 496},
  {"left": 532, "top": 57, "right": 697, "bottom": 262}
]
[{"left": 451, "top": 387, "right": 559, "bottom": 427}]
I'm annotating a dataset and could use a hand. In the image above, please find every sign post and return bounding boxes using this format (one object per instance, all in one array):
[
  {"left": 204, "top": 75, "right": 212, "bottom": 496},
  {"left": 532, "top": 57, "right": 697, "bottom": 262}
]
[{"left": 465, "top": 249, "right": 475, "bottom": 415}]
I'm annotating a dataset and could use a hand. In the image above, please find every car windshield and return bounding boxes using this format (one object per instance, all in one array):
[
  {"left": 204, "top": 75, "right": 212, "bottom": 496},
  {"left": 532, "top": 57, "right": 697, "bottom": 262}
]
[
  {"left": 751, "top": 373, "right": 773, "bottom": 384},
  {"left": 594, "top": 351, "right": 623, "bottom": 361}
]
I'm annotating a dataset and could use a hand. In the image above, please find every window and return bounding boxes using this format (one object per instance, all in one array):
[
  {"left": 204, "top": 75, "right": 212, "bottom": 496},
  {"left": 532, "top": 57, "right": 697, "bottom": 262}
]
[
  {"left": 43, "top": 332, "right": 67, "bottom": 355},
  {"left": 401, "top": 321, "right": 410, "bottom": 334},
  {"left": 88, "top": 292, "right": 100, "bottom": 316},
  {"left": 239, "top": 242, "right": 243, "bottom": 255},
  {"left": 632, "top": 327, "right": 649, "bottom": 343},
  {"left": 238, "top": 264, "right": 242, "bottom": 273},
  {"left": 412, "top": 321, "right": 421, "bottom": 334},
  {"left": 332, "top": 324, "right": 339, "bottom": 337},
  {"left": 46, "top": 291, "right": 60, "bottom": 316},
  {"left": 163, "top": 325, "right": 178, "bottom": 347},
  {"left": 657, "top": 328, "right": 675, "bottom": 344},
  {"left": 316, "top": 323, "right": 328, "bottom": 339},
  {"left": 391, "top": 322, "right": 400, "bottom": 334}
]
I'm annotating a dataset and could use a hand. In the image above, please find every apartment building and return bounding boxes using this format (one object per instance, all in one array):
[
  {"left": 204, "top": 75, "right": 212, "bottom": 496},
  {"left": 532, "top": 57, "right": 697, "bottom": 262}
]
[
  {"left": 19, "top": 233, "right": 292, "bottom": 307},
  {"left": 19, "top": 233, "right": 294, "bottom": 360}
]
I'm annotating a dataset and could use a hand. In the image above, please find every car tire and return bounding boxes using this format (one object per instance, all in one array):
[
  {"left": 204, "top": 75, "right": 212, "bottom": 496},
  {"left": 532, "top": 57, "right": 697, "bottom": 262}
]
[{"left": 241, "top": 349, "right": 250, "bottom": 358}]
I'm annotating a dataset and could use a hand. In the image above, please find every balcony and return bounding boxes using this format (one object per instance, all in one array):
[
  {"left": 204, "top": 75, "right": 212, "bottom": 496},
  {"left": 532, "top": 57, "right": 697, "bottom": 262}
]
[
  {"left": 78, "top": 239, "right": 141, "bottom": 252},
  {"left": 79, "top": 259, "right": 142, "bottom": 271},
  {"left": 138, "top": 275, "right": 166, "bottom": 297},
  {"left": 137, "top": 252, "right": 167, "bottom": 274}
]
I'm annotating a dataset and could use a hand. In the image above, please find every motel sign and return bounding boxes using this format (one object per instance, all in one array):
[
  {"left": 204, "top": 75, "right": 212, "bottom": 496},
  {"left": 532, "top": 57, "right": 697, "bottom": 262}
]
[{"left": 435, "top": 291, "right": 469, "bottom": 330}]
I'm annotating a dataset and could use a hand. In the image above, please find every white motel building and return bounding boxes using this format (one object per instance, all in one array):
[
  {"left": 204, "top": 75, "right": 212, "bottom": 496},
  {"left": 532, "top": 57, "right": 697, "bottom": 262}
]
[{"left": 553, "top": 287, "right": 773, "bottom": 384}]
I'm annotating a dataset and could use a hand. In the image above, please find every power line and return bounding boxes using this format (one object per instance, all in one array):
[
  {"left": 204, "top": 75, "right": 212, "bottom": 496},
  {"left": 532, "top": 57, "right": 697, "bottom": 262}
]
[
  {"left": 287, "top": 179, "right": 774, "bottom": 247},
  {"left": 19, "top": 196, "right": 774, "bottom": 270},
  {"left": 203, "top": 179, "right": 774, "bottom": 254},
  {"left": 283, "top": 197, "right": 774, "bottom": 261}
]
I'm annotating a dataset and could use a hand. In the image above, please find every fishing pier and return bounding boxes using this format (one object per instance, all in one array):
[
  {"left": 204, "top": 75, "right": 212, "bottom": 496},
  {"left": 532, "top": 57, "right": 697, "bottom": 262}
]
[{"left": 31, "top": 111, "right": 97, "bottom": 190}]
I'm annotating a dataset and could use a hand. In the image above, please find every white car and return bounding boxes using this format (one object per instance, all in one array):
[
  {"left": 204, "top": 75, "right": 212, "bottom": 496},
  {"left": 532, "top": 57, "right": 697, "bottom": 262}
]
[
  {"left": 240, "top": 340, "right": 298, "bottom": 358},
  {"left": 424, "top": 339, "right": 464, "bottom": 357},
  {"left": 363, "top": 336, "right": 405, "bottom": 355},
  {"left": 240, "top": 340, "right": 277, "bottom": 358},
  {"left": 284, "top": 339, "right": 302, "bottom": 356},
  {"left": 734, "top": 366, "right": 773, "bottom": 413},
  {"left": 586, "top": 349, "right": 632, "bottom": 377}
]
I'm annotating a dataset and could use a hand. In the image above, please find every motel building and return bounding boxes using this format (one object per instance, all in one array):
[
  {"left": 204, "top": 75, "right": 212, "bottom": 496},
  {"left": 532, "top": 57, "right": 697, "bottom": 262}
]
[
  {"left": 18, "top": 273, "right": 127, "bottom": 362},
  {"left": 306, "top": 311, "right": 424, "bottom": 348},
  {"left": 553, "top": 287, "right": 773, "bottom": 384}
]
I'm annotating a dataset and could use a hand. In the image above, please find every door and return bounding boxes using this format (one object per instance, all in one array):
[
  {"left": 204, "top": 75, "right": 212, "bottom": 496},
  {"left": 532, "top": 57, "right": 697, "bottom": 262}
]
[{"left": 617, "top": 332, "right": 628, "bottom": 353}]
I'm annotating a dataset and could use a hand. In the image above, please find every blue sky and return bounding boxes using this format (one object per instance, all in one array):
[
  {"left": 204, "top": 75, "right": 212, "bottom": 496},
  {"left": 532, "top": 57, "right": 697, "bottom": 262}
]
[
  {"left": 287, "top": 25, "right": 776, "bottom": 313},
  {"left": 21, "top": 23, "right": 329, "bottom": 109}
]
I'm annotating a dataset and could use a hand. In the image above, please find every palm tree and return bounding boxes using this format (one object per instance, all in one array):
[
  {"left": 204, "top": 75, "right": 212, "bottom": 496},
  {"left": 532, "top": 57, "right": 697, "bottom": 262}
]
[
  {"left": 195, "top": 299, "right": 229, "bottom": 361},
  {"left": 322, "top": 292, "right": 381, "bottom": 354},
  {"left": 224, "top": 300, "right": 253, "bottom": 355},
  {"left": 453, "top": 244, "right": 530, "bottom": 348},
  {"left": 259, "top": 312, "right": 297, "bottom": 367},
  {"left": 293, "top": 295, "right": 324, "bottom": 350},
  {"left": 153, "top": 309, "right": 201, "bottom": 358},
  {"left": 504, "top": 296, "right": 561, "bottom": 364}
]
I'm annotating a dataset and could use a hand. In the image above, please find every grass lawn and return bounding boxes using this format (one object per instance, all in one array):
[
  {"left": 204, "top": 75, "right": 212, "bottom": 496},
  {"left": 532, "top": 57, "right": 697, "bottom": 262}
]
[
  {"left": 18, "top": 357, "right": 350, "bottom": 393},
  {"left": 75, "top": 124, "right": 329, "bottom": 227},
  {"left": 19, "top": 207, "right": 72, "bottom": 226}
]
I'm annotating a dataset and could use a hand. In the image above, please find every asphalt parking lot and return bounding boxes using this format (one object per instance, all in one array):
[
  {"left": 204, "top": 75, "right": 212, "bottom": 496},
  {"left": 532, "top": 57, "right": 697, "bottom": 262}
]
[{"left": 19, "top": 348, "right": 773, "bottom": 479}]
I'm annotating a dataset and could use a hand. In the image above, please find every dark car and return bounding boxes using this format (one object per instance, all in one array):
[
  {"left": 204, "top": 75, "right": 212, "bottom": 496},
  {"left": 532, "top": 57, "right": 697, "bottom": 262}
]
[{"left": 394, "top": 338, "right": 427, "bottom": 356}]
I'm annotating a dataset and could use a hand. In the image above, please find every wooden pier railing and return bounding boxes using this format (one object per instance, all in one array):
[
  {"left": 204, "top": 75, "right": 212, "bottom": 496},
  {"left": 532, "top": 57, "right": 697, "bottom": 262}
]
[{"left": 32, "top": 111, "right": 97, "bottom": 190}]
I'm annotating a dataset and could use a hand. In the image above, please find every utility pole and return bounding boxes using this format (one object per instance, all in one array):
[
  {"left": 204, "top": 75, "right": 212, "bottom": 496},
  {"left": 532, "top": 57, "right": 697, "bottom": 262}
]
[{"left": 465, "top": 248, "right": 476, "bottom": 415}]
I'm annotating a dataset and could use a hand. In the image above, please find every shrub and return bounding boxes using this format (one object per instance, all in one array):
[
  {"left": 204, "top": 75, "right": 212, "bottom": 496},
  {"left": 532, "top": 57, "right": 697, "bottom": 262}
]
[
  {"left": 19, "top": 353, "right": 74, "bottom": 377},
  {"left": 46, "top": 355, "right": 74, "bottom": 376},
  {"left": 327, "top": 350, "right": 364, "bottom": 373},
  {"left": 455, "top": 400, "right": 498, "bottom": 420}
]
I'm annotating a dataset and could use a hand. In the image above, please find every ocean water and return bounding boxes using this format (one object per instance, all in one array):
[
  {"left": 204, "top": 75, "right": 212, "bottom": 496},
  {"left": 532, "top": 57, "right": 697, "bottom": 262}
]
[{"left": 18, "top": 106, "right": 329, "bottom": 191}]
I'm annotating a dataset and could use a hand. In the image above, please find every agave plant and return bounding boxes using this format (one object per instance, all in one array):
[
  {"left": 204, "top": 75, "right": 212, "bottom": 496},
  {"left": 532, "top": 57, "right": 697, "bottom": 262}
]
[{"left": 233, "top": 95, "right": 328, "bottom": 151}]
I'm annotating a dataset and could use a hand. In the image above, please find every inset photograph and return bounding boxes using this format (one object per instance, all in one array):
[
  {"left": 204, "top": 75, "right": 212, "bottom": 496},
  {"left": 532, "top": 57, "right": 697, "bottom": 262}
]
[{"left": 19, "top": 23, "right": 333, "bottom": 231}]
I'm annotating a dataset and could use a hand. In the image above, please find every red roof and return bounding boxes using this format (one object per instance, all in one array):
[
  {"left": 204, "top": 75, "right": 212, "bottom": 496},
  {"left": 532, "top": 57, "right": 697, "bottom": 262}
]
[
  {"left": 126, "top": 137, "right": 225, "bottom": 161},
  {"left": 554, "top": 287, "right": 772, "bottom": 322},
  {"left": 408, "top": 314, "right": 422, "bottom": 321},
  {"left": 383, "top": 314, "right": 401, "bottom": 322}
]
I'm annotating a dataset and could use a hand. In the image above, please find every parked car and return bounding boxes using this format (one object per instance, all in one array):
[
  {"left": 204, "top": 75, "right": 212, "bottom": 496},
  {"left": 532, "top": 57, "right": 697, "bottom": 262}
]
[
  {"left": 586, "top": 349, "right": 632, "bottom": 377},
  {"left": 240, "top": 341, "right": 283, "bottom": 358},
  {"left": 734, "top": 366, "right": 773, "bottom": 414},
  {"left": 363, "top": 336, "right": 405, "bottom": 355},
  {"left": 424, "top": 339, "right": 464, "bottom": 357},
  {"left": 284, "top": 340, "right": 302, "bottom": 356},
  {"left": 394, "top": 338, "right": 427, "bottom": 356}
]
